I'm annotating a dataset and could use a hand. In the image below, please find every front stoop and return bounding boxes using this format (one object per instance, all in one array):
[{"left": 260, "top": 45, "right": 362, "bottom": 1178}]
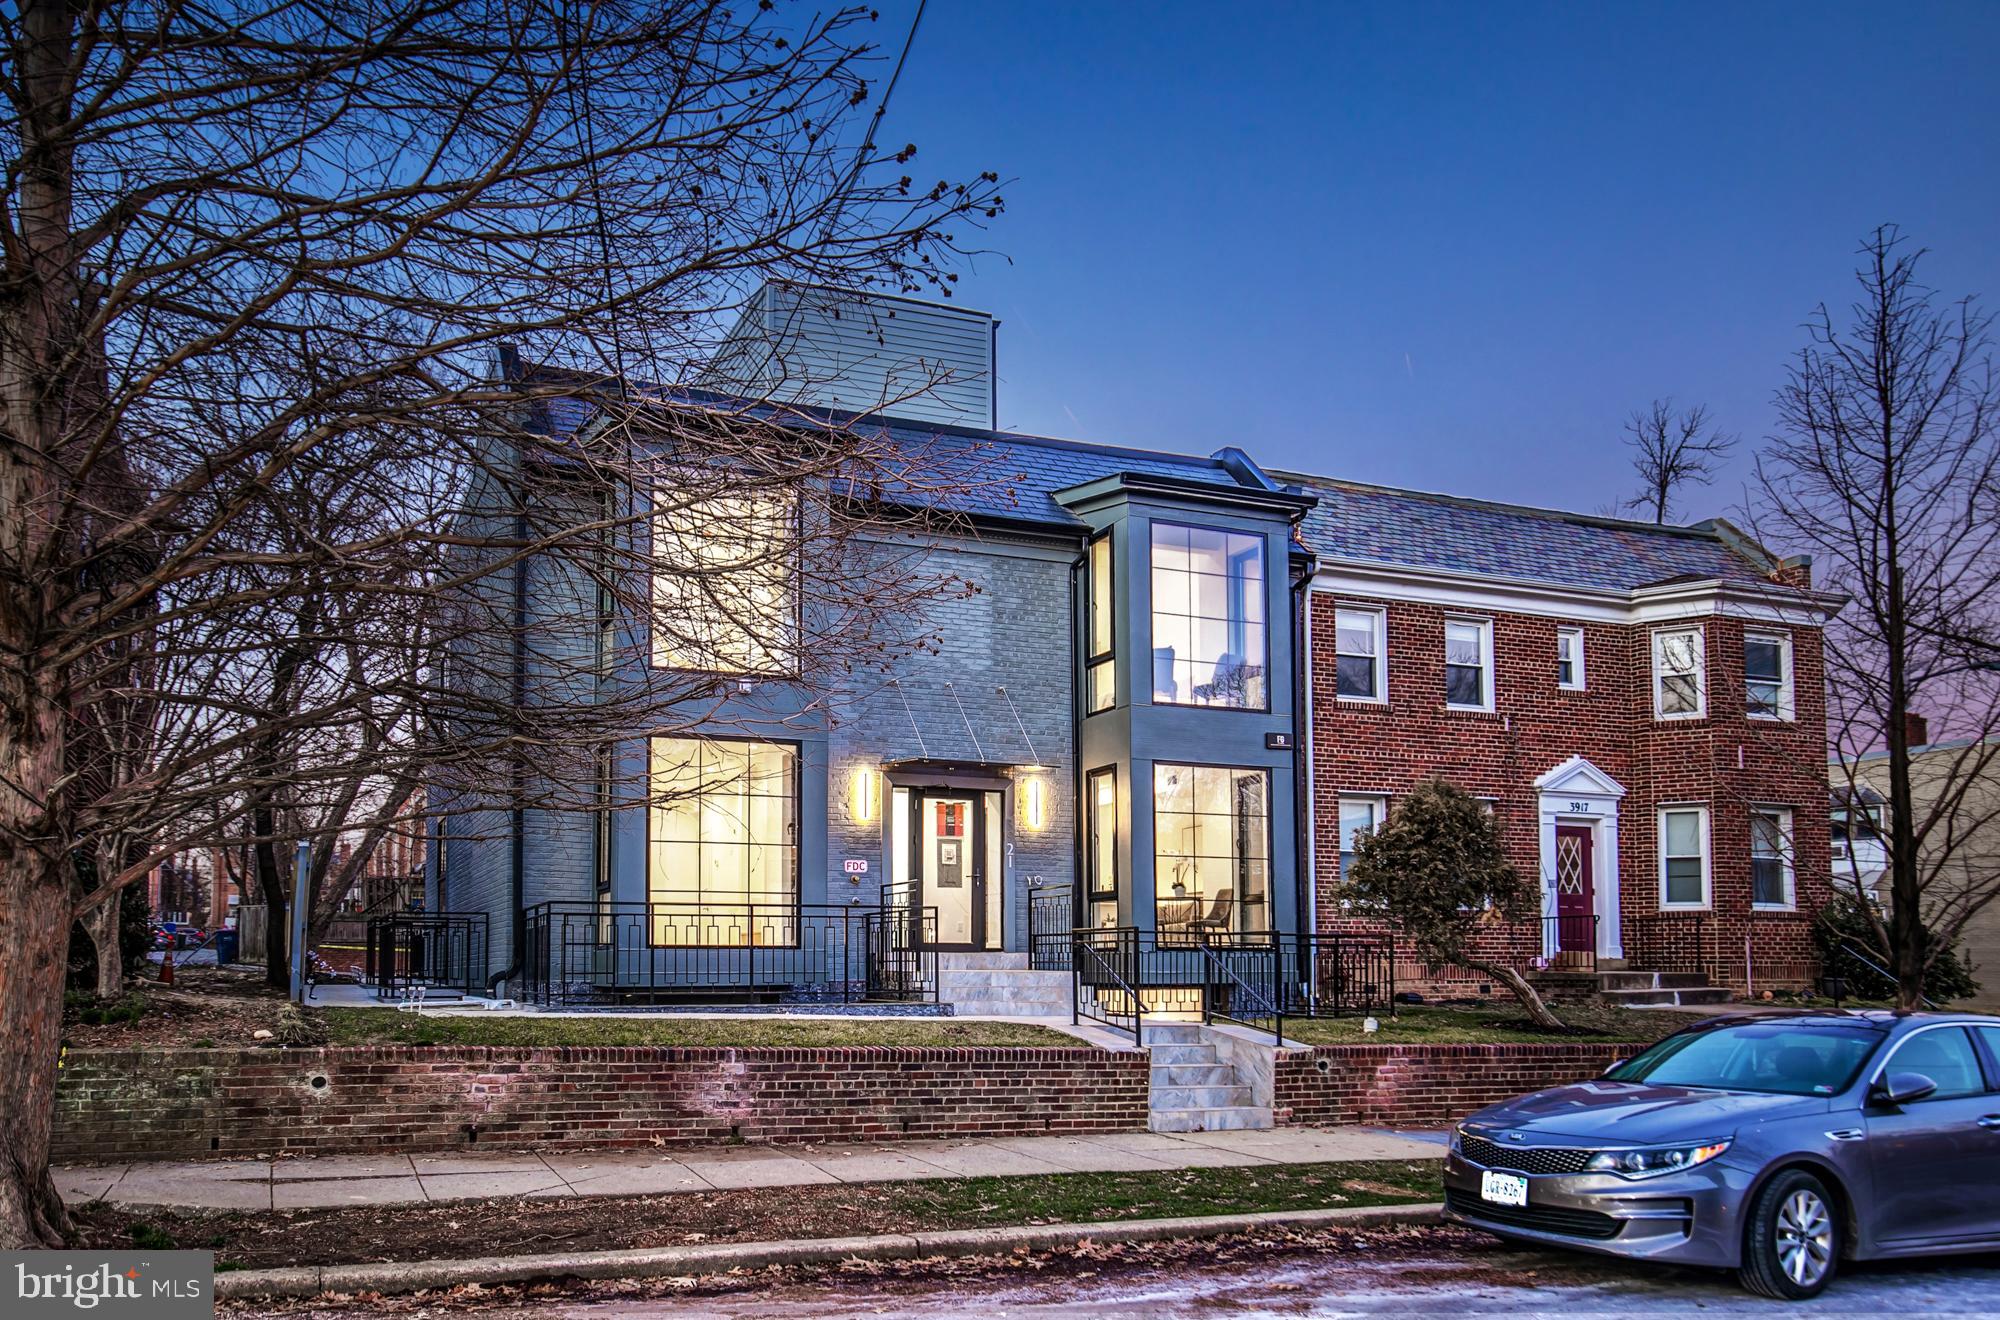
[
  {"left": 1535, "top": 967, "right": 1732, "bottom": 1008},
  {"left": 937, "top": 953, "right": 1071, "bottom": 1018},
  {"left": 1144, "top": 1024, "right": 1272, "bottom": 1133}
]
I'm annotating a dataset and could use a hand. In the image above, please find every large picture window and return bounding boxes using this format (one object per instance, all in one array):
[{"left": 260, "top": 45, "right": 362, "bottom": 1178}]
[
  {"left": 652, "top": 489, "right": 798, "bottom": 675},
  {"left": 649, "top": 737, "right": 799, "bottom": 945},
  {"left": 1149, "top": 523, "right": 1267, "bottom": 709},
  {"left": 1154, "top": 763, "right": 1269, "bottom": 941},
  {"left": 1087, "top": 532, "right": 1115, "bottom": 713}
]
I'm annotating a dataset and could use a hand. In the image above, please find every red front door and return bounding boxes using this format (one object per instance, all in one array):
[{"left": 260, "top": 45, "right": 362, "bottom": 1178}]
[{"left": 1554, "top": 824, "right": 1595, "bottom": 953}]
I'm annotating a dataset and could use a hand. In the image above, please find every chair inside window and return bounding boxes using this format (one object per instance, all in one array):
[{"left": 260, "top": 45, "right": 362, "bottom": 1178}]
[{"left": 1186, "top": 888, "right": 1234, "bottom": 941}]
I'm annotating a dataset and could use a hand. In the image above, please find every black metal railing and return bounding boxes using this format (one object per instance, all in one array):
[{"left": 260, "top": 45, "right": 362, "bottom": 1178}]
[
  {"left": 1071, "top": 927, "right": 1396, "bottom": 1044},
  {"left": 519, "top": 900, "right": 938, "bottom": 1007},
  {"left": 1028, "top": 882, "right": 1076, "bottom": 971},
  {"left": 365, "top": 913, "right": 489, "bottom": 998},
  {"left": 1627, "top": 911, "right": 1716, "bottom": 982},
  {"left": 1542, "top": 914, "right": 1600, "bottom": 972}
]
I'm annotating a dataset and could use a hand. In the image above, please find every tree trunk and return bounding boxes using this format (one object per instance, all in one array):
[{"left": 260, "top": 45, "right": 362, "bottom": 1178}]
[
  {"left": 1467, "top": 958, "right": 1568, "bottom": 1031},
  {"left": 80, "top": 888, "right": 123, "bottom": 999},
  {"left": 256, "top": 834, "right": 288, "bottom": 990},
  {"left": 0, "top": 867, "right": 77, "bottom": 1247}
]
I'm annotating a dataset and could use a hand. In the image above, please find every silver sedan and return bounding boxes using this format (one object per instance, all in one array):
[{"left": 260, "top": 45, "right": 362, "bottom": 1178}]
[{"left": 1442, "top": 1010, "right": 2000, "bottom": 1299}]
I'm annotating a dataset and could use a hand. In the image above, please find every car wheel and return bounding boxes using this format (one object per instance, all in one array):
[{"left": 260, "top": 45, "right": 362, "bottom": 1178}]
[{"left": 1739, "top": 1168, "right": 1839, "bottom": 1300}]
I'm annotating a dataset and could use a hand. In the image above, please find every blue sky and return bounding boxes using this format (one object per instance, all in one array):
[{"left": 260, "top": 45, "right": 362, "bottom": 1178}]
[{"left": 876, "top": 1, "right": 2000, "bottom": 521}]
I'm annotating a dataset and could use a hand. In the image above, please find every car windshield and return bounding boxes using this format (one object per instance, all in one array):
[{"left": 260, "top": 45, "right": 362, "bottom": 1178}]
[{"left": 1604, "top": 1022, "right": 1882, "bottom": 1096}]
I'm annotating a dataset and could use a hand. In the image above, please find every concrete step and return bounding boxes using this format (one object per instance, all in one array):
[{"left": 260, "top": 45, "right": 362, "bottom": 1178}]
[
  {"left": 935, "top": 953, "right": 1033, "bottom": 971},
  {"left": 1151, "top": 1084, "right": 1255, "bottom": 1111},
  {"left": 1147, "top": 1043, "right": 1219, "bottom": 1066},
  {"left": 1150, "top": 1063, "right": 1237, "bottom": 1087},
  {"left": 939, "top": 983, "right": 1072, "bottom": 1006},
  {"left": 1148, "top": 1105, "right": 1273, "bottom": 1134},
  {"left": 1143, "top": 1024, "right": 1209, "bottom": 1045}
]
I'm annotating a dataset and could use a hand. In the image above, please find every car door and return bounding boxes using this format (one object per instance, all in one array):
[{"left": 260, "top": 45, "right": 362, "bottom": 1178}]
[{"left": 1864, "top": 1025, "right": 2000, "bottom": 1246}]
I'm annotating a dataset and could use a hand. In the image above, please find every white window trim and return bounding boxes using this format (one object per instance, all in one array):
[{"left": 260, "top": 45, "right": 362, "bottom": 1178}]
[
  {"left": 1333, "top": 605, "right": 1389, "bottom": 705},
  {"left": 1651, "top": 625, "right": 1707, "bottom": 721},
  {"left": 1658, "top": 804, "right": 1712, "bottom": 910},
  {"left": 1335, "top": 794, "right": 1389, "bottom": 894},
  {"left": 1744, "top": 629, "right": 1796, "bottom": 722},
  {"left": 1443, "top": 615, "right": 1496, "bottom": 713},
  {"left": 1556, "top": 626, "right": 1586, "bottom": 691},
  {"left": 1751, "top": 805, "right": 1797, "bottom": 911}
]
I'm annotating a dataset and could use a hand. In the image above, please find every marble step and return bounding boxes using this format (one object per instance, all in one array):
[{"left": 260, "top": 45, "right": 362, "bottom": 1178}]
[
  {"left": 1148, "top": 1105, "right": 1274, "bottom": 1134},
  {"left": 1147, "top": 1043, "right": 1220, "bottom": 1067},
  {"left": 950, "top": 1000, "right": 1070, "bottom": 1018},
  {"left": 1151, "top": 1084, "right": 1255, "bottom": 1111},
  {"left": 1150, "top": 1063, "right": 1237, "bottom": 1087},
  {"left": 1143, "top": 1024, "right": 1210, "bottom": 1045}
]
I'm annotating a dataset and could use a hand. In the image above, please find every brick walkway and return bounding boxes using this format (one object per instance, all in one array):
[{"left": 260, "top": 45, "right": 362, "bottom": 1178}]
[{"left": 58, "top": 1127, "right": 1444, "bottom": 1213}]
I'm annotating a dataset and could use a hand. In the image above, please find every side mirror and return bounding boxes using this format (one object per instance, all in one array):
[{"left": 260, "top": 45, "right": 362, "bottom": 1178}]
[
  {"left": 1870, "top": 1071, "right": 1938, "bottom": 1107},
  {"left": 1601, "top": 1059, "right": 1627, "bottom": 1077}
]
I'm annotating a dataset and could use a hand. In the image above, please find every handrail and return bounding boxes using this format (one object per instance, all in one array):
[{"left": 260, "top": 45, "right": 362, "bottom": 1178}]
[
  {"left": 1196, "top": 935, "right": 1282, "bottom": 1042},
  {"left": 1834, "top": 935, "right": 1937, "bottom": 1009},
  {"left": 1071, "top": 927, "right": 1145, "bottom": 1046}
]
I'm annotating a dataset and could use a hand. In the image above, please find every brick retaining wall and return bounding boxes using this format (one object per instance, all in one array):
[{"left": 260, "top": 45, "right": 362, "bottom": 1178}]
[
  {"left": 1276, "top": 1041, "right": 1639, "bottom": 1128},
  {"left": 53, "top": 1046, "right": 1151, "bottom": 1164}
]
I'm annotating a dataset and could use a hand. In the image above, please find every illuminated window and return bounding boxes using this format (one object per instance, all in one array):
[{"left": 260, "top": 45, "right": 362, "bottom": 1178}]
[
  {"left": 1087, "top": 532, "right": 1115, "bottom": 713},
  {"left": 1154, "top": 764, "right": 1269, "bottom": 940},
  {"left": 649, "top": 737, "right": 798, "bottom": 945},
  {"left": 1087, "top": 767, "right": 1118, "bottom": 928},
  {"left": 652, "top": 489, "right": 798, "bottom": 675},
  {"left": 1150, "top": 523, "right": 1267, "bottom": 709}
]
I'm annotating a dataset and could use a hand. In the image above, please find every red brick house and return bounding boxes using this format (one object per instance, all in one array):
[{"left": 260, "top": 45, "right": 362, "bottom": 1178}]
[{"left": 1290, "top": 478, "right": 1842, "bottom": 994}]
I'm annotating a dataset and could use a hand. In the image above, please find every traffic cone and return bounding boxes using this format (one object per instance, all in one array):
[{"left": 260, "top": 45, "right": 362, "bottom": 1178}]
[{"left": 160, "top": 946, "right": 175, "bottom": 985}]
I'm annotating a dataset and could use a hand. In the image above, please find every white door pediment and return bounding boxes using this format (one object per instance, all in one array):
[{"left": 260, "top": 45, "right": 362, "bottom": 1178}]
[{"left": 1533, "top": 755, "right": 1627, "bottom": 802}]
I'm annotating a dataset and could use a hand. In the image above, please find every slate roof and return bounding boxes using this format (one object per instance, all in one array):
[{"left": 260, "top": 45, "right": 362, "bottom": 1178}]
[{"left": 1280, "top": 475, "right": 1775, "bottom": 593}]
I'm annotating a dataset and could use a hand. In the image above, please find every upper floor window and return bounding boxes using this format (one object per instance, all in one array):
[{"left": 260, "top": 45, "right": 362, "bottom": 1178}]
[
  {"left": 1334, "top": 607, "right": 1386, "bottom": 701},
  {"left": 1744, "top": 631, "right": 1794, "bottom": 720},
  {"left": 1150, "top": 523, "right": 1267, "bottom": 709},
  {"left": 1751, "top": 807, "right": 1795, "bottom": 909},
  {"left": 652, "top": 489, "right": 798, "bottom": 675},
  {"left": 1444, "top": 617, "right": 1493, "bottom": 710},
  {"left": 1087, "top": 533, "right": 1115, "bottom": 713},
  {"left": 1556, "top": 626, "right": 1585, "bottom": 690},
  {"left": 1660, "top": 805, "right": 1710, "bottom": 908},
  {"left": 1652, "top": 626, "right": 1705, "bottom": 719}
]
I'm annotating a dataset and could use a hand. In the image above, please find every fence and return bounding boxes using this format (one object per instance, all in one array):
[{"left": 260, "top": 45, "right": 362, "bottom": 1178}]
[
  {"left": 1625, "top": 911, "right": 1717, "bottom": 982},
  {"left": 518, "top": 901, "right": 938, "bottom": 1007},
  {"left": 1028, "top": 883, "right": 1075, "bottom": 971},
  {"left": 364, "top": 913, "right": 489, "bottom": 998}
]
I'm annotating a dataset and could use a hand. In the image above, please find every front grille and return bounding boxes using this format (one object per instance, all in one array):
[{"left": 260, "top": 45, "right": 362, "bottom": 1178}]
[
  {"left": 1460, "top": 1134, "right": 1594, "bottom": 1175},
  {"left": 1446, "top": 1189, "right": 1623, "bottom": 1240}
]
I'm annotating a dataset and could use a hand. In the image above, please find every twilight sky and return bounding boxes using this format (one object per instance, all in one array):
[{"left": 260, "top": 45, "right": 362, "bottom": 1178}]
[{"left": 874, "top": 0, "right": 2000, "bottom": 522}]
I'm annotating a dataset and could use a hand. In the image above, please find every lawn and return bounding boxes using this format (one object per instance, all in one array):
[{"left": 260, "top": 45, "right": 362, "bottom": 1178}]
[
  {"left": 319, "top": 1007, "right": 1077, "bottom": 1049},
  {"left": 73, "top": 1159, "right": 1443, "bottom": 1270},
  {"left": 1281, "top": 1000, "right": 1686, "bottom": 1047}
]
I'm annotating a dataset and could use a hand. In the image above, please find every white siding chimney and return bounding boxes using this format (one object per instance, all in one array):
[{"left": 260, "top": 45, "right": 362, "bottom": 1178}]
[{"left": 703, "top": 280, "right": 995, "bottom": 429}]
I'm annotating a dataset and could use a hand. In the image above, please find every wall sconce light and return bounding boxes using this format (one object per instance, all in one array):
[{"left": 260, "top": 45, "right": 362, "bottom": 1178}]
[
  {"left": 1023, "top": 775, "right": 1047, "bottom": 831},
  {"left": 849, "top": 766, "right": 880, "bottom": 823}
]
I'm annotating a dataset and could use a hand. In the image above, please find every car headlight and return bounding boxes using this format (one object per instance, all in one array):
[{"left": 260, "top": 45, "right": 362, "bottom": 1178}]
[
  {"left": 1449, "top": 1125, "right": 1466, "bottom": 1156},
  {"left": 1584, "top": 1140, "right": 1730, "bottom": 1179}
]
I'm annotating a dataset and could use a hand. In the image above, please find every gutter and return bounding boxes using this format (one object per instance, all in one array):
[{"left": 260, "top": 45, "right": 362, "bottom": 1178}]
[
  {"left": 1289, "top": 543, "right": 1316, "bottom": 940},
  {"left": 488, "top": 471, "right": 529, "bottom": 994}
]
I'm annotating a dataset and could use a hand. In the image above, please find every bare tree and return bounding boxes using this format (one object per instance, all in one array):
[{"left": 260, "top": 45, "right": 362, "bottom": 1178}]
[
  {"left": 0, "top": 0, "right": 1005, "bottom": 1247},
  {"left": 1620, "top": 399, "right": 1738, "bottom": 523},
  {"left": 1748, "top": 226, "right": 2000, "bottom": 1010}
]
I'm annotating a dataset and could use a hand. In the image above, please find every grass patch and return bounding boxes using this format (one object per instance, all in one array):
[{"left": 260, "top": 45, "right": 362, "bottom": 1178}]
[
  {"left": 1282, "top": 1001, "right": 1683, "bottom": 1047},
  {"left": 319, "top": 1008, "right": 1077, "bottom": 1049},
  {"left": 71, "top": 1159, "right": 1443, "bottom": 1271}
]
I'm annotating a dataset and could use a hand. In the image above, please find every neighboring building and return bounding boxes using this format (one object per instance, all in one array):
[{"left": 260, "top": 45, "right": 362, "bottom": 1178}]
[
  {"left": 1833, "top": 731, "right": 2000, "bottom": 1008},
  {"left": 428, "top": 284, "right": 1842, "bottom": 1005},
  {"left": 146, "top": 849, "right": 241, "bottom": 929}
]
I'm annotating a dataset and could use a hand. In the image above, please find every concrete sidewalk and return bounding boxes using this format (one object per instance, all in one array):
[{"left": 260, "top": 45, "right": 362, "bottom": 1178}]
[{"left": 58, "top": 1127, "right": 1445, "bottom": 1214}]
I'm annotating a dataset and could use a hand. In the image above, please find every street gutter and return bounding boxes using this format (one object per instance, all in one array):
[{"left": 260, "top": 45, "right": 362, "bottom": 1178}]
[{"left": 214, "top": 1200, "right": 1445, "bottom": 1300}]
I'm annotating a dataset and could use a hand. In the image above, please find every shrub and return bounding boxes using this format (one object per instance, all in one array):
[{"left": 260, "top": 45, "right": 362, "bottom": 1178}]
[{"left": 1813, "top": 896, "right": 1979, "bottom": 1003}]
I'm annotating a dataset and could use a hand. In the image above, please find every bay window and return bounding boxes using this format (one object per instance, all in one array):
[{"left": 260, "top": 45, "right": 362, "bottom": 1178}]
[
  {"left": 1150, "top": 523, "right": 1267, "bottom": 709},
  {"left": 1744, "top": 631, "right": 1794, "bottom": 720},
  {"left": 1653, "top": 627, "right": 1706, "bottom": 719},
  {"left": 1087, "top": 532, "right": 1115, "bottom": 713},
  {"left": 1154, "top": 763, "right": 1269, "bottom": 940},
  {"left": 1087, "top": 767, "right": 1118, "bottom": 928}
]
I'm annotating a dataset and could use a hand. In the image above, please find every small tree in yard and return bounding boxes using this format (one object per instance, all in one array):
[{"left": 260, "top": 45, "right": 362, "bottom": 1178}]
[{"left": 1343, "top": 778, "right": 1566, "bottom": 1030}]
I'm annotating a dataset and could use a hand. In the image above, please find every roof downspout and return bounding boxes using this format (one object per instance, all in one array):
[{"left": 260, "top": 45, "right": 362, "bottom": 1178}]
[
  {"left": 488, "top": 465, "right": 529, "bottom": 994},
  {"left": 1290, "top": 545, "right": 1316, "bottom": 940}
]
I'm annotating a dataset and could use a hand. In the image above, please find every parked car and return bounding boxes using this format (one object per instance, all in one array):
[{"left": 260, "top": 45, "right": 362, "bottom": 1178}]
[{"left": 1444, "top": 1010, "right": 2000, "bottom": 1299}]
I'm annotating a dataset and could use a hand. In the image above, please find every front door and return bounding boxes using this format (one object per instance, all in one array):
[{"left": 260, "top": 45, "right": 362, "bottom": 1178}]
[
  {"left": 916, "top": 791, "right": 988, "bottom": 950},
  {"left": 1554, "top": 823, "right": 1595, "bottom": 954}
]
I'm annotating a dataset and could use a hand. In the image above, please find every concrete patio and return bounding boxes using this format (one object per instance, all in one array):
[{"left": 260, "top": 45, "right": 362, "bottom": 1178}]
[{"left": 57, "top": 1127, "right": 1445, "bottom": 1214}]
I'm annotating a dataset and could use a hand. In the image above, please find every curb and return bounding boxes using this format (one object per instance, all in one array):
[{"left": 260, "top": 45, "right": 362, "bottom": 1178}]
[{"left": 214, "top": 1201, "right": 1445, "bottom": 1300}]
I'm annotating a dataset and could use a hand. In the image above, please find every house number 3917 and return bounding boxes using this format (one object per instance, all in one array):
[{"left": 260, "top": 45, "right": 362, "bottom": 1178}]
[{"left": 1568, "top": 801, "right": 1592, "bottom": 814}]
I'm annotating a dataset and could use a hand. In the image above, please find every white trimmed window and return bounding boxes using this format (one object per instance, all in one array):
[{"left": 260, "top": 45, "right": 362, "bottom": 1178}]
[
  {"left": 1556, "top": 626, "right": 1585, "bottom": 690},
  {"left": 1744, "top": 631, "right": 1794, "bottom": 720},
  {"left": 1659, "top": 805, "right": 1710, "bottom": 908},
  {"left": 1444, "top": 617, "right": 1493, "bottom": 711},
  {"left": 1751, "top": 807, "right": 1795, "bottom": 909},
  {"left": 1334, "top": 607, "right": 1387, "bottom": 701},
  {"left": 1652, "top": 627, "right": 1706, "bottom": 719},
  {"left": 1337, "top": 795, "right": 1386, "bottom": 880}
]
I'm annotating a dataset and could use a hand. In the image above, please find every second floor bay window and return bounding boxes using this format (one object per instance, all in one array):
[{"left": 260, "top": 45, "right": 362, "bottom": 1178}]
[
  {"left": 652, "top": 487, "right": 799, "bottom": 675},
  {"left": 1150, "top": 522, "right": 1267, "bottom": 709}
]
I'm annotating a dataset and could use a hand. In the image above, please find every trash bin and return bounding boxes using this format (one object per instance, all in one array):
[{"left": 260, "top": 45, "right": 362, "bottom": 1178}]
[{"left": 215, "top": 928, "right": 240, "bottom": 966}]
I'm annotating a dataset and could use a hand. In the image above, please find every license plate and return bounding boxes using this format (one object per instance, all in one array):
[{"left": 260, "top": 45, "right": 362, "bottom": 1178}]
[{"left": 1481, "top": 1171, "right": 1528, "bottom": 1207}]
